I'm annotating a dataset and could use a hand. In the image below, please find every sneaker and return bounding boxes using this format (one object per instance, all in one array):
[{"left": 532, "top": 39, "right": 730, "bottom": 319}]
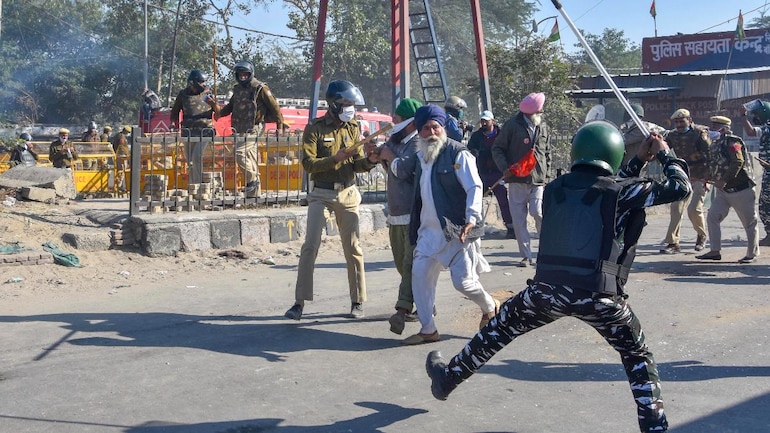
[
  {"left": 349, "top": 303, "right": 364, "bottom": 319},
  {"left": 389, "top": 310, "right": 407, "bottom": 335},
  {"left": 738, "top": 256, "right": 757, "bottom": 264},
  {"left": 659, "top": 243, "right": 680, "bottom": 254},
  {"left": 405, "top": 310, "right": 419, "bottom": 322},
  {"left": 695, "top": 235, "right": 706, "bottom": 251},
  {"left": 284, "top": 304, "right": 303, "bottom": 320},
  {"left": 425, "top": 350, "right": 457, "bottom": 400},
  {"left": 506, "top": 227, "right": 517, "bottom": 239},
  {"left": 696, "top": 251, "right": 721, "bottom": 260},
  {"left": 760, "top": 236, "right": 770, "bottom": 247}
]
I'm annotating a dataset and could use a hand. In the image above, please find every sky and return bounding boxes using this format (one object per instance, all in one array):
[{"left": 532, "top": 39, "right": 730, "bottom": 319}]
[{"left": 221, "top": 0, "right": 770, "bottom": 54}]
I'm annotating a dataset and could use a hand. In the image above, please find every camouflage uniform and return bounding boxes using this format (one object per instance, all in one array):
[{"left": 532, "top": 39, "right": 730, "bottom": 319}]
[
  {"left": 219, "top": 78, "right": 285, "bottom": 195},
  {"left": 703, "top": 131, "right": 760, "bottom": 259},
  {"left": 661, "top": 126, "right": 710, "bottom": 248},
  {"left": 171, "top": 86, "right": 218, "bottom": 184},
  {"left": 438, "top": 153, "right": 691, "bottom": 433},
  {"left": 170, "top": 87, "right": 217, "bottom": 135},
  {"left": 49, "top": 138, "right": 78, "bottom": 169}
]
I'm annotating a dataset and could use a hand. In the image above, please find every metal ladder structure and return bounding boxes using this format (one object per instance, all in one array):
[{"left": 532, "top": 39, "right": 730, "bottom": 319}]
[{"left": 408, "top": 0, "right": 448, "bottom": 105}]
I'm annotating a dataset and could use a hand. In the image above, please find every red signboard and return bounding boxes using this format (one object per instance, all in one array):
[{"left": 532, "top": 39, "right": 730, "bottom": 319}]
[{"left": 642, "top": 28, "right": 770, "bottom": 72}]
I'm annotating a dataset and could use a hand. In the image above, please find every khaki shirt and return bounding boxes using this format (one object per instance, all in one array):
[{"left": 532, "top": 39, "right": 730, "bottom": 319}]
[
  {"left": 664, "top": 126, "right": 711, "bottom": 180},
  {"left": 301, "top": 111, "right": 376, "bottom": 184}
]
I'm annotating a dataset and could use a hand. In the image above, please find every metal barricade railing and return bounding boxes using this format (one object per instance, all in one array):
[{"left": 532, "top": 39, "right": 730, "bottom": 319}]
[{"left": 129, "top": 129, "right": 308, "bottom": 215}]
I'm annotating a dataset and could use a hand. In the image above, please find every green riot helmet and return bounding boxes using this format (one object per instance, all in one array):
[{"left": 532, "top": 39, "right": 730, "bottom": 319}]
[
  {"left": 325, "top": 80, "right": 365, "bottom": 114},
  {"left": 570, "top": 120, "right": 625, "bottom": 175},
  {"left": 233, "top": 61, "right": 254, "bottom": 85},
  {"left": 749, "top": 100, "right": 770, "bottom": 126}
]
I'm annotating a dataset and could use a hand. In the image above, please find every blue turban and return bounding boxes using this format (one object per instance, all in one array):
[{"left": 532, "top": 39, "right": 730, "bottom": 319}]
[{"left": 414, "top": 104, "right": 446, "bottom": 131}]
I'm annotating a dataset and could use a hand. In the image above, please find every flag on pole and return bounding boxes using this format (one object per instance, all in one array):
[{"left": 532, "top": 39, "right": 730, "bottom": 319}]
[
  {"left": 650, "top": 0, "right": 657, "bottom": 18},
  {"left": 547, "top": 20, "right": 560, "bottom": 43},
  {"left": 736, "top": 10, "right": 745, "bottom": 41}
]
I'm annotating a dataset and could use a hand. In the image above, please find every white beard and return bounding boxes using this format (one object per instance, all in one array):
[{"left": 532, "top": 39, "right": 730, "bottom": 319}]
[
  {"left": 529, "top": 113, "right": 542, "bottom": 126},
  {"left": 417, "top": 130, "right": 447, "bottom": 163}
]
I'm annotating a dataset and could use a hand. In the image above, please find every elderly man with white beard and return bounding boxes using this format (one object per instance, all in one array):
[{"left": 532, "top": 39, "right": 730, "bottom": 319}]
[{"left": 379, "top": 104, "right": 500, "bottom": 345}]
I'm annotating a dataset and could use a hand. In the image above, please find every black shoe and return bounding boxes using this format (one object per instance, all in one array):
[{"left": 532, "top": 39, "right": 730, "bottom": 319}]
[
  {"left": 284, "top": 304, "right": 303, "bottom": 320},
  {"left": 425, "top": 350, "right": 457, "bottom": 400},
  {"left": 738, "top": 256, "right": 757, "bottom": 264},
  {"left": 506, "top": 227, "right": 517, "bottom": 239},
  {"left": 696, "top": 251, "right": 721, "bottom": 260},
  {"left": 349, "top": 303, "right": 364, "bottom": 319},
  {"left": 389, "top": 310, "right": 407, "bottom": 335}
]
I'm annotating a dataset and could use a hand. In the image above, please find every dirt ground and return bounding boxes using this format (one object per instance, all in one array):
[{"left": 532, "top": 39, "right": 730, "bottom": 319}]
[{"left": 0, "top": 195, "right": 332, "bottom": 301}]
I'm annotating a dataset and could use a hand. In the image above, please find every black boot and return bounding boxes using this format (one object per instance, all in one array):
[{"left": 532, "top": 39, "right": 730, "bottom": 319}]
[{"left": 425, "top": 351, "right": 457, "bottom": 400}]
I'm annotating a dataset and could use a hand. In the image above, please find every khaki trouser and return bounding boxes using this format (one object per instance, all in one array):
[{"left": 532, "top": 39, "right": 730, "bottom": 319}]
[
  {"left": 235, "top": 127, "right": 262, "bottom": 186},
  {"left": 295, "top": 185, "right": 366, "bottom": 303},
  {"left": 706, "top": 186, "right": 760, "bottom": 258},
  {"left": 664, "top": 180, "right": 708, "bottom": 244}
]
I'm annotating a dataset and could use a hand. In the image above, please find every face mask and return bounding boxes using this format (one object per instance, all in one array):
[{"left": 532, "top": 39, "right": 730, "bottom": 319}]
[
  {"left": 530, "top": 113, "right": 542, "bottom": 126},
  {"left": 456, "top": 109, "right": 464, "bottom": 120},
  {"left": 338, "top": 106, "right": 356, "bottom": 122},
  {"left": 60, "top": 136, "right": 67, "bottom": 143}
]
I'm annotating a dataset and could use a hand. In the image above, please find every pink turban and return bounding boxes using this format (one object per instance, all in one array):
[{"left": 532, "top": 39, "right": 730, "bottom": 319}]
[{"left": 519, "top": 92, "right": 545, "bottom": 114}]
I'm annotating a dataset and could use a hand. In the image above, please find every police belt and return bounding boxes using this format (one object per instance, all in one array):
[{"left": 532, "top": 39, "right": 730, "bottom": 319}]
[
  {"left": 537, "top": 255, "right": 631, "bottom": 281},
  {"left": 723, "top": 181, "right": 753, "bottom": 193},
  {"left": 314, "top": 180, "right": 355, "bottom": 191}
]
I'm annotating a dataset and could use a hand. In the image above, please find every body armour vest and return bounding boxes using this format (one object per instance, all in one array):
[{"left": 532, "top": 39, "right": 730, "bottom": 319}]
[{"left": 535, "top": 172, "right": 644, "bottom": 295}]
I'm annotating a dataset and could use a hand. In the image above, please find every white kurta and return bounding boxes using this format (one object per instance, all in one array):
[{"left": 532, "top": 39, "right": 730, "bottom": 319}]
[{"left": 411, "top": 146, "right": 494, "bottom": 335}]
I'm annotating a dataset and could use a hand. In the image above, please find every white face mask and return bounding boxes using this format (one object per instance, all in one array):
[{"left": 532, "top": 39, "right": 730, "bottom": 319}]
[
  {"left": 60, "top": 136, "right": 67, "bottom": 143},
  {"left": 529, "top": 113, "right": 542, "bottom": 126},
  {"left": 338, "top": 106, "right": 356, "bottom": 122}
]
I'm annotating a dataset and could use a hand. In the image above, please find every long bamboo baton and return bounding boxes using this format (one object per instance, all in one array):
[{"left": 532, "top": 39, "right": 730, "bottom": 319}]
[
  {"left": 550, "top": 0, "right": 648, "bottom": 138},
  {"left": 343, "top": 123, "right": 394, "bottom": 154},
  {"left": 212, "top": 43, "right": 218, "bottom": 99}
]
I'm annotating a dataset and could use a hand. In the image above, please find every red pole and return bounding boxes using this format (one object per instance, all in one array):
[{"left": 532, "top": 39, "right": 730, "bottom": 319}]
[
  {"left": 470, "top": 0, "right": 491, "bottom": 111},
  {"left": 309, "top": 0, "right": 329, "bottom": 122},
  {"left": 391, "top": 0, "right": 410, "bottom": 113}
]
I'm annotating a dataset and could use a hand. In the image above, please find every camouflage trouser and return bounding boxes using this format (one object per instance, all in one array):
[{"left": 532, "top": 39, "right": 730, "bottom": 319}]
[
  {"left": 760, "top": 171, "right": 770, "bottom": 234},
  {"left": 446, "top": 281, "right": 668, "bottom": 433}
]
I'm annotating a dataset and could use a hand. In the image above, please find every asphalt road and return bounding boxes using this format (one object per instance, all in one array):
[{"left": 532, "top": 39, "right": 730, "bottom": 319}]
[{"left": 1, "top": 207, "right": 768, "bottom": 433}]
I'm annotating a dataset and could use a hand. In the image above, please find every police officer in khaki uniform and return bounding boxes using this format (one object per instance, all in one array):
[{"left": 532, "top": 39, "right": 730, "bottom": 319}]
[
  {"left": 696, "top": 115, "right": 759, "bottom": 263},
  {"left": 216, "top": 60, "right": 288, "bottom": 198},
  {"left": 49, "top": 128, "right": 78, "bottom": 169},
  {"left": 660, "top": 108, "right": 710, "bottom": 253},
  {"left": 284, "top": 80, "right": 379, "bottom": 321}
]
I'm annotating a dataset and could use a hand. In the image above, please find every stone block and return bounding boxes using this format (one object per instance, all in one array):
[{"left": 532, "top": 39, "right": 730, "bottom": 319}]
[
  {"left": 62, "top": 231, "right": 111, "bottom": 252},
  {"left": 269, "top": 214, "right": 301, "bottom": 243},
  {"left": 143, "top": 224, "right": 182, "bottom": 257},
  {"left": 21, "top": 186, "right": 56, "bottom": 203},
  {"left": 210, "top": 220, "right": 241, "bottom": 249},
  {"left": 241, "top": 217, "right": 270, "bottom": 247},
  {"left": 178, "top": 221, "right": 211, "bottom": 252}
]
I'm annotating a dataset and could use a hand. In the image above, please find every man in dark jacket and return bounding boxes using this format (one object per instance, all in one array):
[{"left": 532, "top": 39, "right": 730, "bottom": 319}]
[
  {"left": 467, "top": 110, "right": 515, "bottom": 239},
  {"left": 426, "top": 121, "right": 691, "bottom": 433},
  {"left": 492, "top": 92, "right": 551, "bottom": 267}
]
